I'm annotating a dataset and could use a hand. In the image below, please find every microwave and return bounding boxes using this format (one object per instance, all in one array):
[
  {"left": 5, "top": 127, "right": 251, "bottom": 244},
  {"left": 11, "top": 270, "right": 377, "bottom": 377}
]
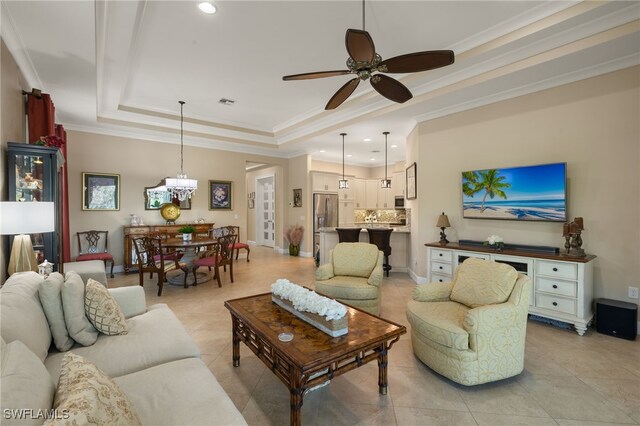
[{"left": 394, "top": 196, "right": 405, "bottom": 208}]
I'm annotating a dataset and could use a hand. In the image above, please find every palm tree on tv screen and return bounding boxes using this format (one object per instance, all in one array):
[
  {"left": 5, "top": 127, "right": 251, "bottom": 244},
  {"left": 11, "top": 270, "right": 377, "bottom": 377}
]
[{"left": 464, "top": 169, "right": 511, "bottom": 212}]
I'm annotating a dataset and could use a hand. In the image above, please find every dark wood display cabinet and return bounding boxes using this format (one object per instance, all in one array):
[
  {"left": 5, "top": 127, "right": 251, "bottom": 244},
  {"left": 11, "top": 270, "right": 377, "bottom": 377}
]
[{"left": 7, "top": 142, "right": 65, "bottom": 271}]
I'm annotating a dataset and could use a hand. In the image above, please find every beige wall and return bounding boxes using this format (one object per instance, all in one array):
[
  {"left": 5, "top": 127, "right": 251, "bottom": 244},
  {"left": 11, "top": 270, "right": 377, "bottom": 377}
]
[
  {"left": 413, "top": 66, "right": 640, "bottom": 315},
  {"left": 67, "top": 130, "right": 288, "bottom": 267},
  {"left": 404, "top": 126, "right": 420, "bottom": 279},
  {"left": 287, "top": 155, "right": 312, "bottom": 255},
  {"left": 1, "top": 39, "right": 28, "bottom": 282}
]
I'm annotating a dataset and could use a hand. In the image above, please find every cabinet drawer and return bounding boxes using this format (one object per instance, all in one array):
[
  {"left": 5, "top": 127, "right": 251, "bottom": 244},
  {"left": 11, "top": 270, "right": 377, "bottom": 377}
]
[
  {"left": 536, "top": 260, "right": 577, "bottom": 280},
  {"left": 536, "top": 277, "right": 577, "bottom": 298},
  {"left": 126, "top": 227, "right": 149, "bottom": 235},
  {"left": 431, "top": 261, "right": 452, "bottom": 275},
  {"left": 430, "top": 273, "right": 452, "bottom": 283},
  {"left": 430, "top": 249, "right": 452, "bottom": 262},
  {"left": 535, "top": 293, "right": 576, "bottom": 315}
]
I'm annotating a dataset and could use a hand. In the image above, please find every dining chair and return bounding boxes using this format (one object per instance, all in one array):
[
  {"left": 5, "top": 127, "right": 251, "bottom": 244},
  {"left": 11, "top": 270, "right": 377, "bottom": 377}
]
[
  {"left": 226, "top": 226, "right": 250, "bottom": 262},
  {"left": 132, "top": 236, "right": 188, "bottom": 296},
  {"left": 192, "top": 234, "right": 237, "bottom": 287},
  {"left": 76, "top": 230, "right": 115, "bottom": 278},
  {"left": 149, "top": 230, "right": 183, "bottom": 261}
]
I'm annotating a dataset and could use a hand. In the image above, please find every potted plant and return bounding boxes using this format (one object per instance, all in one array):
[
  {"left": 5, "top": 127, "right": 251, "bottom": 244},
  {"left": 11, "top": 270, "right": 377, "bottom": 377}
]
[
  {"left": 284, "top": 225, "right": 304, "bottom": 256},
  {"left": 177, "top": 225, "right": 196, "bottom": 242}
]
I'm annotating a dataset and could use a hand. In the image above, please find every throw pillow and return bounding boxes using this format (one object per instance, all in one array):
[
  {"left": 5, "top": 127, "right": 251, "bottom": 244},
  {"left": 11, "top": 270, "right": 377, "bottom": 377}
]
[
  {"left": 84, "top": 279, "right": 127, "bottom": 335},
  {"left": 62, "top": 272, "right": 98, "bottom": 346},
  {"left": 450, "top": 258, "right": 518, "bottom": 308},
  {"left": 45, "top": 352, "right": 141, "bottom": 426},
  {"left": 39, "top": 273, "right": 75, "bottom": 352},
  {"left": 1, "top": 339, "right": 56, "bottom": 426}
]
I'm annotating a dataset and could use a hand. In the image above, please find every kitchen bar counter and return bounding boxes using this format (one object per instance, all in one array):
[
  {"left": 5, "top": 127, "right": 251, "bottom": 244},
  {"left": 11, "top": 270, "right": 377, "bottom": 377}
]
[{"left": 318, "top": 226, "right": 410, "bottom": 272}]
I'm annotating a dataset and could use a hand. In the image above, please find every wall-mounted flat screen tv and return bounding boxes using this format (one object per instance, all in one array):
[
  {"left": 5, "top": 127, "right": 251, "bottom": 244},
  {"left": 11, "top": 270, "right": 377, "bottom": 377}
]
[{"left": 462, "top": 162, "right": 567, "bottom": 222}]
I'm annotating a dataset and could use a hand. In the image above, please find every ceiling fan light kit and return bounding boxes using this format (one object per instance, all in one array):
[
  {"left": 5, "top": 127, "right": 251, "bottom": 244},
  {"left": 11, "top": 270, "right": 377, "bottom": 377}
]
[{"left": 282, "top": 1, "right": 455, "bottom": 110}]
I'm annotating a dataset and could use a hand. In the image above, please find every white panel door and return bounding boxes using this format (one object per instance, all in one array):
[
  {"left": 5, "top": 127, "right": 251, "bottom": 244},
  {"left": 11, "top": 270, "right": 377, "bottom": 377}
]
[{"left": 257, "top": 176, "right": 275, "bottom": 247}]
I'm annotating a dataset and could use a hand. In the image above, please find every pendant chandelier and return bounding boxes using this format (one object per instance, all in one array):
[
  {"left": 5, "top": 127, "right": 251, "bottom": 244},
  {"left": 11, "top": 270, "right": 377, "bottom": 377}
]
[
  {"left": 338, "top": 132, "right": 349, "bottom": 189},
  {"left": 166, "top": 101, "right": 198, "bottom": 201},
  {"left": 381, "top": 131, "right": 391, "bottom": 188}
]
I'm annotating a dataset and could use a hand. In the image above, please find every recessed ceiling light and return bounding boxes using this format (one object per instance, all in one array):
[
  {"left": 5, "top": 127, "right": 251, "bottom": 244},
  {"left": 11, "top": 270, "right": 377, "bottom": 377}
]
[
  {"left": 319, "top": 150, "right": 325, "bottom": 153},
  {"left": 347, "top": 154, "right": 352, "bottom": 157},
  {"left": 198, "top": 2, "right": 217, "bottom": 14},
  {"left": 370, "top": 158, "right": 375, "bottom": 161},
  {"left": 364, "top": 138, "right": 371, "bottom": 142},
  {"left": 391, "top": 144, "right": 398, "bottom": 148}
]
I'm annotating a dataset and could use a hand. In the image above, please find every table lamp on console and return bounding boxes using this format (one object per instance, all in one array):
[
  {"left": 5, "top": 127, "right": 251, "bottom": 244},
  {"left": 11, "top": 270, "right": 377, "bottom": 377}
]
[
  {"left": 0, "top": 201, "right": 55, "bottom": 275},
  {"left": 436, "top": 212, "right": 451, "bottom": 245}
]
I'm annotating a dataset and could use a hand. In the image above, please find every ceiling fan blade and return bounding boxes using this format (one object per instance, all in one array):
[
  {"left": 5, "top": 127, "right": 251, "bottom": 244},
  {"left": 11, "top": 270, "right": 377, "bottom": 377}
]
[
  {"left": 283, "top": 70, "right": 351, "bottom": 81},
  {"left": 370, "top": 74, "right": 413, "bottom": 104},
  {"left": 345, "top": 29, "right": 375, "bottom": 63},
  {"left": 325, "top": 78, "right": 360, "bottom": 110},
  {"left": 379, "top": 50, "right": 455, "bottom": 73}
]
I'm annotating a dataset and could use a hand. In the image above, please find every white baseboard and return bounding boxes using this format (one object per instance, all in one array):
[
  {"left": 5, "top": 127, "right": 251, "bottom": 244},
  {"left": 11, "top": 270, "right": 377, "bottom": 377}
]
[
  {"left": 409, "top": 268, "right": 427, "bottom": 284},
  {"left": 247, "top": 240, "right": 257, "bottom": 245}
]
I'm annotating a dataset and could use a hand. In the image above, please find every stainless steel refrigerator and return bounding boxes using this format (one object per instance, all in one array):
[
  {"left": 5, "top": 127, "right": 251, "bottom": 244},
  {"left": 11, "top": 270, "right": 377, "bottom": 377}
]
[{"left": 313, "top": 193, "right": 338, "bottom": 265}]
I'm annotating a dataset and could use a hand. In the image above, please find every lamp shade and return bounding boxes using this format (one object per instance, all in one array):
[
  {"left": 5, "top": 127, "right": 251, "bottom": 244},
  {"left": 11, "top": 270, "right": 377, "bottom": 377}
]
[
  {"left": 0, "top": 202, "right": 55, "bottom": 235},
  {"left": 436, "top": 212, "right": 451, "bottom": 228}
]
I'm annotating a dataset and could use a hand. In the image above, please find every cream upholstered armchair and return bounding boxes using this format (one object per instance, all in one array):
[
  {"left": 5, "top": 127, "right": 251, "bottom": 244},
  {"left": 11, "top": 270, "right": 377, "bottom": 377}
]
[
  {"left": 315, "top": 243, "right": 384, "bottom": 315},
  {"left": 406, "top": 258, "right": 531, "bottom": 386}
]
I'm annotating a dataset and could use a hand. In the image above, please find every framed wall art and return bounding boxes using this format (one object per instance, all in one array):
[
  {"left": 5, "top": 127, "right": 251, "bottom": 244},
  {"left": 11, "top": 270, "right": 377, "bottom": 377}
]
[
  {"left": 293, "top": 188, "right": 302, "bottom": 207},
  {"left": 82, "top": 172, "right": 120, "bottom": 211},
  {"left": 209, "top": 180, "right": 233, "bottom": 210},
  {"left": 406, "top": 162, "right": 417, "bottom": 200}
]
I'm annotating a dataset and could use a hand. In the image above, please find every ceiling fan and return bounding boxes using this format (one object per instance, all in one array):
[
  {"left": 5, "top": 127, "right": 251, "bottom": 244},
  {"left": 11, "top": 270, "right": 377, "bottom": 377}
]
[{"left": 282, "top": 0, "right": 455, "bottom": 110}]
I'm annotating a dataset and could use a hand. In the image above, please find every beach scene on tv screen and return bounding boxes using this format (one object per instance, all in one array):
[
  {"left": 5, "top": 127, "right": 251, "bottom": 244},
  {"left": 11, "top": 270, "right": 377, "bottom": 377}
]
[{"left": 462, "top": 163, "right": 566, "bottom": 221}]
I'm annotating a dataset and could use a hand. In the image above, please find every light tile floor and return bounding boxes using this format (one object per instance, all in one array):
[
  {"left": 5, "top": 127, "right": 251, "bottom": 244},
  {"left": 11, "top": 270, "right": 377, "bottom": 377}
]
[{"left": 110, "top": 246, "right": 640, "bottom": 425}]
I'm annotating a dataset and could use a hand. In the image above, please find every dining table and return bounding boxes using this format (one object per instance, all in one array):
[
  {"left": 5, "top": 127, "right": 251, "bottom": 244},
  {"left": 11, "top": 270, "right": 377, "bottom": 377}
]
[{"left": 162, "top": 237, "right": 218, "bottom": 285}]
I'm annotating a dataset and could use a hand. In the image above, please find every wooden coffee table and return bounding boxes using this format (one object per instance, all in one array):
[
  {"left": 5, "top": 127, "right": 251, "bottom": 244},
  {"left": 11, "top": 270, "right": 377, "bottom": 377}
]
[{"left": 224, "top": 292, "right": 406, "bottom": 426}]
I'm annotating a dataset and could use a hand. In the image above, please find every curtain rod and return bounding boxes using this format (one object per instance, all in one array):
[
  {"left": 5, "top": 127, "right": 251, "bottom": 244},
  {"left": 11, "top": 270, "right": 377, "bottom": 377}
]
[{"left": 21, "top": 88, "right": 42, "bottom": 99}]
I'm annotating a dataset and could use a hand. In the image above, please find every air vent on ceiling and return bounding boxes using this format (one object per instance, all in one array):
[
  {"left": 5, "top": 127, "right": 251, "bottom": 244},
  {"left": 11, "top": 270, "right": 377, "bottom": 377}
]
[
  {"left": 218, "top": 98, "right": 236, "bottom": 106},
  {"left": 371, "top": 150, "right": 380, "bottom": 153}
]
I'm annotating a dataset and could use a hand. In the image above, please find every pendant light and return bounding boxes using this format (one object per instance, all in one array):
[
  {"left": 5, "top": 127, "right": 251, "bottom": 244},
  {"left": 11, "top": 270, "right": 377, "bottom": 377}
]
[
  {"left": 338, "top": 132, "right": 349, "bottom": 189},
  {"left": 381, "top": 131, "right": 391, "bottom": 188},
  {"left": 166, "top": 101, "right": 198, "bottom": 201}
]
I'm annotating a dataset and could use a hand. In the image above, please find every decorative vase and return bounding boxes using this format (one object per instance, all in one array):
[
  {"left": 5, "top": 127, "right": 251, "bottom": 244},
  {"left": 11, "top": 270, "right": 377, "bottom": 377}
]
[
  {"left": 182, "top": 233, "right": 192, "bottom": 242},
  {"left": 289, "top": 244, "right": 300, "bottom": 256},
  {"left": 130, "top": 214, "right": 139, "bottom": 226}
]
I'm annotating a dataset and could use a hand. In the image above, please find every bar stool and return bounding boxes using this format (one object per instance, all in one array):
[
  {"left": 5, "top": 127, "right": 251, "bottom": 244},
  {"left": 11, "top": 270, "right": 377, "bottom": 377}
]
[
  {"left": 336, "top": 228, "right": 362, "bottom": 243},
  {"left": 366, "top": 228, "right": 393, "bottom": 277}
]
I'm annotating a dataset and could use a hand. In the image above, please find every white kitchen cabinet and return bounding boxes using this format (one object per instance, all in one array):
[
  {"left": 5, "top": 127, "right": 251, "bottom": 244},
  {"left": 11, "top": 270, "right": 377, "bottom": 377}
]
[
  {"left": 353, "top": 179, "right": 366, "bottom": 209},
  {"left": 312, "top": 172, "right": 339, "bottom": 193},
  {"left": 338, "top": 200, "right": 354, "bottom": 225},
  {"left": 365, "top": 180, "right": 378, "bottom": 209},
  {"left": 393, "top": 171, "right": 405, "bottom": 197}
]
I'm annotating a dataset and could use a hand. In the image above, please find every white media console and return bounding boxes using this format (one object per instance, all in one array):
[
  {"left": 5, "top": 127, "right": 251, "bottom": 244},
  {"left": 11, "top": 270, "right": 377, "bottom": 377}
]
[{"left": 425, "top": 242, "right": 596, "bottom": 336}]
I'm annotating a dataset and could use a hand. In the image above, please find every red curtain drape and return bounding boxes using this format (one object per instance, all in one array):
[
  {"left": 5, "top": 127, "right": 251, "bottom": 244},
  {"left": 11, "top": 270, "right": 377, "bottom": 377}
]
[
  {"left": 56, "top": 125, "right": 71, "bottom": 263},
  {"left": 27, "top": 94, "right": 55, "bottom": 143},
  {"left": 26, "top": 94, "right": 71, "bottom": 264}
]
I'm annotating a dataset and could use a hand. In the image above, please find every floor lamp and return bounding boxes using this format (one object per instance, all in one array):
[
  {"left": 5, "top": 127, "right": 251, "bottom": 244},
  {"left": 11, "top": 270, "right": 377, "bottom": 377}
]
[{"left": 0, "top": 201, "right": 55, "bottom": 275}]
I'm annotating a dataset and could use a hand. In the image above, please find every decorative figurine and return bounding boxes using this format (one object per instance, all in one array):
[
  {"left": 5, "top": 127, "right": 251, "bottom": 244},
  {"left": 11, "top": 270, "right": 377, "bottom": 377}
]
[{"left": 563, "top": 217, "right": 585, "bottom": 257}]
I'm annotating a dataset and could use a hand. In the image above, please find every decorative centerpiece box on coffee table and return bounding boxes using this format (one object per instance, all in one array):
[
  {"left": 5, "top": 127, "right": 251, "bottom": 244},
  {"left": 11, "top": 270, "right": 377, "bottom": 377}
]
[{"left": 271, "top": 279, "right": 348, "bottom": 337}]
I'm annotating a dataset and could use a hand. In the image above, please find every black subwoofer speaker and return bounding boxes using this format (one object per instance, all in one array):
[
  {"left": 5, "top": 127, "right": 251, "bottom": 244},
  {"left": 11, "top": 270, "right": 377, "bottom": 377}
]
[{"left": 596, "top": 298, "right": 637, "bottom": 340}]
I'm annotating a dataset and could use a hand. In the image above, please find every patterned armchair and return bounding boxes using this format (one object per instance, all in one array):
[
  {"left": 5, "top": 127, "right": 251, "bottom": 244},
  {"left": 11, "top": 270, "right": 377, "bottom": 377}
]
[
  {"left": 406, "top": 258, "right": 531, "bottom": 386},
  {"left": 315, "top": 243, "right": 384, "bottom": 315}
]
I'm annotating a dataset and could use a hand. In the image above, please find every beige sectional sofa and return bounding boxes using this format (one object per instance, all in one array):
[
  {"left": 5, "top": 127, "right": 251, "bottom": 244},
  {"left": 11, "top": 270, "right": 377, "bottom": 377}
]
[{"left": 0, "top": 271, "right": 246, "bottom": 425}]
